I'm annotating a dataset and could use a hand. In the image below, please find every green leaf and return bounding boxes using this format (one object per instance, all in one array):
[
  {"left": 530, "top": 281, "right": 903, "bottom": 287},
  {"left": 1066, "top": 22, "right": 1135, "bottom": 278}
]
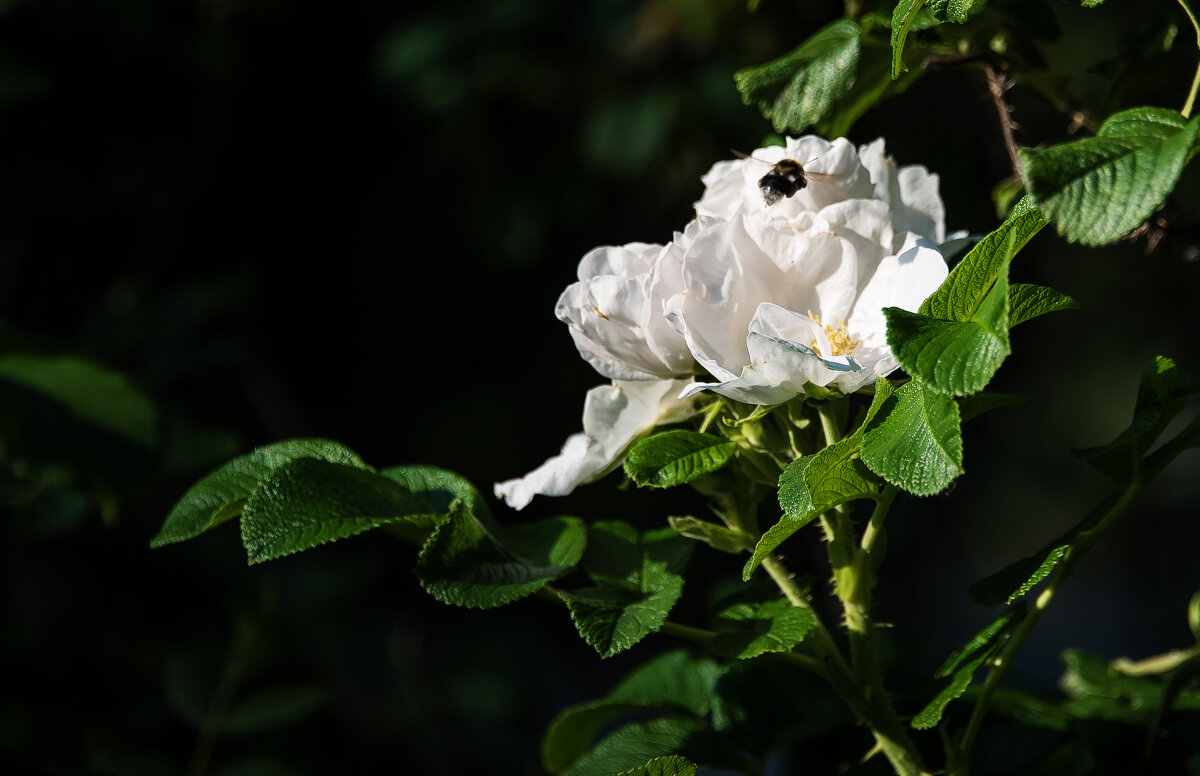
[
  {"left": 1020, "top": 107, "right": 1200, "bottom": 245},
  {"left": 890, "top": 0, "right": 928, "bottom": 79},
  {"left": 711, "top": 598, "right": 815, "bottom": 659},
  {"left": 1056, "top": 649, "right": 1200, "bottom": 723},
  {"left": 240, "top": 457, "right": 444, "bottom": 564},
  {"left": 912, "top": 607, "right": 1022, "bottom": 729},
  {"left": 814, "top": 35, "right": 922, "bottom": 139},
  {"left": 624, "top": 430, "right": 737, "bottom": 488},
  {"left": 222, "top": 686, "right": 327, "bottom": 736},
  {"left": 743, "top": 435, "right": 880, "bottom": 579},
  {"left": 890, "top": 199, "right": 1045, "bottom": 396},
  {"left": 542, "top": 650, "right": 720, "bottom": 773},
  {"left": 666, "top": 515, "right": 754, "bottom": 554},
  {"left": 379, "top": 464, "right": 494, "bottom": 543},
  {"left": 562, "top": 522, "right": 692, "bottom": 657},
  {"left": 735, "top": 19, "right": 861, "bottom": 134},
  {"left": 151, "top": 439, "right": 369, "bottom": 548},
  {"left": 618, "top": 756, "right": 698, "bottom": 776},
  {"left": 920, "top": 197, "right": 1045, "bottom": 322},
  {"left": 562, "top": 717, "right": 706, "bottom": 776},
  {"left": 1007, "top": 283, "right": 1080, "bottom": 328},
  {"left": 861, "top": 381, "right": 963, "bottom": 496},
  {"left": 416, "top": 507, "right": 586, "bottom": 608},
  {"left": 1074, "top": 355, "right": 1189, "bottom": 477},
  {"left": 0, "top": 353, "right": 157, "bottom": 450},
  {"left": 928, "top": 0, "right": 984, "bottom": 24}
]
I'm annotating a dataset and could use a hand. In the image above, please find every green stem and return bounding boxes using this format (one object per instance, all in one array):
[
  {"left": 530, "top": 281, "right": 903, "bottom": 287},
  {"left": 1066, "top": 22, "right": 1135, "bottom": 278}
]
[
  {"left": 1179, "top": 0, "right": 1200, "bottom": 117},
  {"left": 185, "top": 619, "right": 255, "bottom": 776}
]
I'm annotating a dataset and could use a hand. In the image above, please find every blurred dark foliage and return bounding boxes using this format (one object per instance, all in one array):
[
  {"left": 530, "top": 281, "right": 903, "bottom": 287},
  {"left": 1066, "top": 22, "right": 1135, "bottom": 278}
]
[{"left": 0, "top": 0, "right": 1198, "bottom": 774}]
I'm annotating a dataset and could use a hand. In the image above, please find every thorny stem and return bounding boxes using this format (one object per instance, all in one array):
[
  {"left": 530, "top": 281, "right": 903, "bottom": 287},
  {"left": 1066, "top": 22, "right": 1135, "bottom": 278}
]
[
  {"left": 984, "top": 64, "right": 1023, "bottom": 182},
  {"left": 1178, "top": 0, "right": 1200, "bottom": 118}
]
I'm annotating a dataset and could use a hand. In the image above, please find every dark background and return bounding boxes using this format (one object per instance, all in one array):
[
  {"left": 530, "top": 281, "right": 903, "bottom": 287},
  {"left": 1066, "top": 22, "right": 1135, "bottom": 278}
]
[{"left": 1, "top": 0, "right": 1198, "bottom": 774}]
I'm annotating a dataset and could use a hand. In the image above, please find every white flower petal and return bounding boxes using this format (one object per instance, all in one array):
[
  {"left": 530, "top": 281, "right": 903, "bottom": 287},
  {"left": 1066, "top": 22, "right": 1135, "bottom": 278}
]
[
  {"left": 846, "top": 234, "right": 948, "bottom": 352},
  {"left": 494, "top": 379, "right": 697, "bottom": 509}
]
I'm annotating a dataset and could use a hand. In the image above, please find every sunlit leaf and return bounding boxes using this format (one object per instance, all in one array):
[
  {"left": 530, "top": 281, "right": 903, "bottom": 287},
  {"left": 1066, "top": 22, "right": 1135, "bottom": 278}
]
[
  {"left": 861, "top": 381, "right": 963, "bottom": 495},
  {"left": 625, "top": 430, "right": 737, "bottom": 488}
]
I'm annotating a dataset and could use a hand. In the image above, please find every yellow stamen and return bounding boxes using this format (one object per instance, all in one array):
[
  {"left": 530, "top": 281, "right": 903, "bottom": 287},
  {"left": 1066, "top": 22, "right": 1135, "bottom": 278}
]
[{"left": 806, "top": 311, "right": 861, "bottom": 357}]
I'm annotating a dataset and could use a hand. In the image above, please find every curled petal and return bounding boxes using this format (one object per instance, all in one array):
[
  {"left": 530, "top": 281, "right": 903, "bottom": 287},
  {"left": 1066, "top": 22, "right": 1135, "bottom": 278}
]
[{"left": 494, "top": 379, "right": 697, "bottom": 509}]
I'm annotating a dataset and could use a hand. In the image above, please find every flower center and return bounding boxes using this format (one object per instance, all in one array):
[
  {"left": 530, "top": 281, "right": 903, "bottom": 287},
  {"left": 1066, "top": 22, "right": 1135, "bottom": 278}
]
[{"left": 807, "top": 311, "right": 861, "bottom": 357}]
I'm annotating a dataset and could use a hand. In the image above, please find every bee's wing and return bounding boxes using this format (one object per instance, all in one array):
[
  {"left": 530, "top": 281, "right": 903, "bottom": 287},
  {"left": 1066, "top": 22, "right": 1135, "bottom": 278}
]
[{"left": 802, "top": 170, "right": 842, "bottom": 182}]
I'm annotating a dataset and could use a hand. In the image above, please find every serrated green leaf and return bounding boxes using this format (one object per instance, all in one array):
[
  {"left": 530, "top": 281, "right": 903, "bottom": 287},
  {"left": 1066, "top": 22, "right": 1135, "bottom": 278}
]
[
  {"left": 222, "top": 686, "right": 327, "bottom": 736},
  {"left": 913, "top": 607, "right": 1022, "bottom": 729},
  {"left": 666, "top": 515, "right": 754, "bottom": 554},
  {"left": 890, "top": 200, "right": 1045, "bottom": 396},
  {"left": 1074, "top": 355, "right": 1188, "bottom": 477},
  {"left": 861, "top": 381, "right": 963, "bottom": 496},
  {"left": 890, "top": 0, "right": 928, "bottom": 79},
  {"left": 711, "top": 598, "right": 815, "bottom": 659},
  {"left": 920, "top": 197, "right": 1045, "bottom": 321},
  {"left": 562, "top": 522, "right": 692, "bottom": 657},
  {"left": 814, "top": 36, "right": 922, "bottom": 139},
  {"left": 744, "top": 437, "right": 879, "bottom": 579},
  {"left": 378, "top": 464, "right": 494, "bottom": 544},
  {"left": 1007, "top": 283, "right": 1080, "bottom": 328},
  {"left": 618, "top": 756, "right": 698, "bottom": 776},
  {"left": 928, "top": 0, "right": 984, "bottom": 23},
  {"left": 416, "top": 508, "right": 586, "bottom": 608},
  {"left": 735, "top": 18, "right": 861, "bottom": 134},
  {"left": 969, "top": 514, "right": 1091, "bottom": 607},
  {"left": 957, "top": 391, "right": 1033, "bottom": 423},
  {"left": 241, "top": 457, "right": 443, "bottom": 564},
  {"left": 624, "top": 430, "right": 737, "bottom": 488},
  {"left": 562, "top": 716, "right": 706, "bottom": 776},
  {"left": 0, "top": 353, "right": 157, "bottom": 449},
  {"left": 151, "top": 439, "right": 369, "bottom": 548},
  {"left": 542, "top": 651, "right": 720, "bottom": 773},
  {"left": 1021, "top": 107, "right": 1200, "bottom": 245}
]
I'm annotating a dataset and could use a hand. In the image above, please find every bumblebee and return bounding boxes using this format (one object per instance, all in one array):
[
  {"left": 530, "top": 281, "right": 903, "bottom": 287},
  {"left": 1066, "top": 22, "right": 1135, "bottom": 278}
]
[{"left": 735, "top": 151, "right": 837, "bottom": 206}]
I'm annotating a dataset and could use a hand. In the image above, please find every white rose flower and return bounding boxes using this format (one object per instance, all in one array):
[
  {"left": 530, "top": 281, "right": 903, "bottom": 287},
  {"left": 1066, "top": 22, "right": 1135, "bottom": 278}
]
[{"left": 496, "top": 135, "right": 950, "bottom": 508}]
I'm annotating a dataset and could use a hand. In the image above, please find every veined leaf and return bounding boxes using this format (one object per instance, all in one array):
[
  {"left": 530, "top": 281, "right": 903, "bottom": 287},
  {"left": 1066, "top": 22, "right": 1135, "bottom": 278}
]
[
  {"left": 1007, "top": 283, "right": 1080, "bottom": 328},
  {"left": 735, "top": 18, "right": 861, "bottom": 134},
  {"left": 562, "top": 717, "right": 706, "bottom": 776},
  {"left": 562, "top": 522, "right": 693, "bottom": 657},
  {"left": 928, "top": 0, "right": 985, "bottom": 24},
  {"left": 625, "top": 430, "right": 737, "bottom": 488},
  {"left": 1020, "top": 107, "right": 1200, "bottom": 245},
  {"left": 240, "top": 457, "right": 446, "bottom": 564},
  {"left": 617, "top": 756, "right": 698, "bottom": 776},
  {"left": 861, "top": 381, "right": 963, "bottom": 496},
  {"left": 711, "top": 598, "right": 815, "bottom": 659},
  {"left": 151, "top": 439, "right": 368, "bottom": 548},
  {"left": 542, "top": 650, "right": 719, "bottom": 773},
  {"left": 416, "top": 507, "right": 586, "bottom": 608}
]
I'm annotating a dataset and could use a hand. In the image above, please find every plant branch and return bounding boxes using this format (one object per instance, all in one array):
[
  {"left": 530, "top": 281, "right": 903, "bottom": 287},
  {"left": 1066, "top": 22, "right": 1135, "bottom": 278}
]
[{"left": 983, "top": 64, "right": 1023, "bottom": 182}]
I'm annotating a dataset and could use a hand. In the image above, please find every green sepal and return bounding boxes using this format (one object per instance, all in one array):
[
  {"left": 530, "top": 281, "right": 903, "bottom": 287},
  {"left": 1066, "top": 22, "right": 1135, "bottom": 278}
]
[
  {"left": 735, "top": 18, "right": 861, "bottom": 134},
  {"left": 416, "top": 507, "right": 586, "bottom": 608},
  {"left": 861, "top": 380, "right": 963, "bottom": 496},
  {"left": 624, "top": 430, "right": 737, "bottom": 488},
  {"left": 151, "top": 439, "right": 369, "bottom": 548},
  {"left": 1073, "top": 355, "right": 1189, "bottom": 478},
  {"left": 666, "top": 515, "right": 754, "bottom": 554},
  {"left": 711, "top": 598, "right": 816, "bottom": 660},
  {"left": 1020, "top": 107, "right": 1200, "bottom": 245},
  {"left": 561, "top": 522, "right": 693, "bottom": 657},
  {"left": 911, "top": 606, "right": 1023, "bottom": 729},
  {"left": 1007, "top": 283, "right": 1080, "bottom": 328},
  {"left": 240, "top": 457, "right": 450, "bottom": 564},
  {"left": 542, "top": 650, "right": 720, "bottom": 774}
]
